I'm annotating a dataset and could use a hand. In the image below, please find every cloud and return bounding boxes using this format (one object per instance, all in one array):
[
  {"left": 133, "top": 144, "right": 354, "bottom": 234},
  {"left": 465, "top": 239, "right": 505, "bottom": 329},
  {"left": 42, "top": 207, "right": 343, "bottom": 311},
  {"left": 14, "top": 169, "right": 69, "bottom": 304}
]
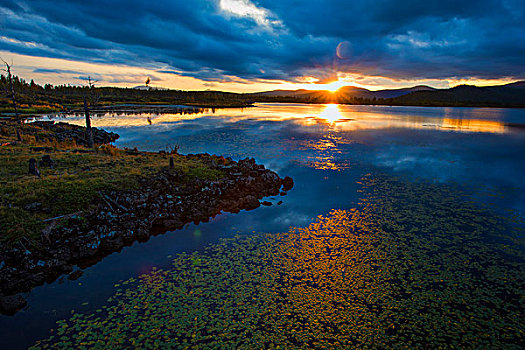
[
  {"left": 0, "top": 0, "right": 523, "bottom": 85},
  {"left": 33, "top": 68, "right": 82, "bottom": 75},
  {"left": 219, "top": 0, "right": 285, "bottom": 32}
]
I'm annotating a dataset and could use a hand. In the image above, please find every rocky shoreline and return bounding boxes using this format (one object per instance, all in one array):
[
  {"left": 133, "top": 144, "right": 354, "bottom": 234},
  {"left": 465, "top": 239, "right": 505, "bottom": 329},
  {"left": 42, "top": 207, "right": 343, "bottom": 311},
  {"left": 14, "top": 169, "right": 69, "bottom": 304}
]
[
  {"left": 27, "top": 121, "right": 120, "bottom": 146},
  {"left": 0, "top": 152, "right": 293, "bottom": 315}
]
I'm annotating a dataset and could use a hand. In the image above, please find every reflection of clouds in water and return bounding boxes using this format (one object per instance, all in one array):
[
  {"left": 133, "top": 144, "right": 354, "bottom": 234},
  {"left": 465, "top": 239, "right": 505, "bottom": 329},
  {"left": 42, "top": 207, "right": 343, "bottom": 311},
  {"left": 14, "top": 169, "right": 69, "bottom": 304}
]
[
  {"left": 368, "top": 132, "right": 525, "bottom": 215},
  {"left": 34, "top": 103, "right": 525, "bottom": 207},
  {"left": 34, "top": 174, "right": 525, "bottom": 349},
  {"left": 375, "top": 149, "right": 459, "bottom": 182},
  {"left": 271, "top": 211, "right": 312, "bottom": 227},
  {"left": 20, "top": 105, "right": 525, "bottom": 348}
]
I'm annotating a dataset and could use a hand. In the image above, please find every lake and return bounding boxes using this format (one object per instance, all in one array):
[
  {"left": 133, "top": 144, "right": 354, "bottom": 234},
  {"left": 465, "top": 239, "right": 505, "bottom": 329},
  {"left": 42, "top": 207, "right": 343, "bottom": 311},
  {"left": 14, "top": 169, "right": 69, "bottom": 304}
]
[{"left": 2, "top": 103, "right": 525, "bottom": 348}]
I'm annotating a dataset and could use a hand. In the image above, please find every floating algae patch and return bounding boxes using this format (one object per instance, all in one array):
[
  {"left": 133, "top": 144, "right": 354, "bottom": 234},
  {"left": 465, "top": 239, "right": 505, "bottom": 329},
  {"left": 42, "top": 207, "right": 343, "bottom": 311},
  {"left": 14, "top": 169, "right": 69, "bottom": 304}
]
[{"left": 32, "top": 175, "right": 525, "bottom": 349}]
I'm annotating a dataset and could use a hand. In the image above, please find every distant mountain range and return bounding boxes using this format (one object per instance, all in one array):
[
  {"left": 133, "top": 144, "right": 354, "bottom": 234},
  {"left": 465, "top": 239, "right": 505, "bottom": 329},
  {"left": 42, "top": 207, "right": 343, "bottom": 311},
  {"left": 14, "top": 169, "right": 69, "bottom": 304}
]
[
  {"left": 249, "top": 81, "right": 525, "bottom": 107},
  {"left": 253, "top": 85, "right": 436, "bottom": 99},
  {"left": 392, "top": 81, "right": 525, "bottom": 107}
]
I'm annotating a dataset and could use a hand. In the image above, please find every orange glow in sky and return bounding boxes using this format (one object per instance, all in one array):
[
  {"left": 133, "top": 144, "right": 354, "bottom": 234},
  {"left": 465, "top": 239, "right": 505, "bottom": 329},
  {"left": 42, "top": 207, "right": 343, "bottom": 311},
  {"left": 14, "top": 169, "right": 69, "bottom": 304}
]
[{"left": 0, "top": 50, "right": 519, "bottom": 93}]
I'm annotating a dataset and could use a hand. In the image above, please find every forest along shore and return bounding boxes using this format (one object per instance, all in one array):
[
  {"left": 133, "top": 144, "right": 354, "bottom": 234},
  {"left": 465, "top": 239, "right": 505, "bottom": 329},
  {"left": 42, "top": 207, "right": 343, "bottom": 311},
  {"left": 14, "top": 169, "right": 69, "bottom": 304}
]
[{"left": 0, "top": 119, "right": 293, "bottom": 315}]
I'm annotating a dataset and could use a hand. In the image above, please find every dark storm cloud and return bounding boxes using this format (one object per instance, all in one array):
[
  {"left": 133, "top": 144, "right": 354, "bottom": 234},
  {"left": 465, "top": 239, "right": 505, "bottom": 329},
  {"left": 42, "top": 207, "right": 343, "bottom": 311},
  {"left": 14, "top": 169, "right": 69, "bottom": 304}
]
[{"left": 0, "top": 0, "right": 523, "bottom": 83}]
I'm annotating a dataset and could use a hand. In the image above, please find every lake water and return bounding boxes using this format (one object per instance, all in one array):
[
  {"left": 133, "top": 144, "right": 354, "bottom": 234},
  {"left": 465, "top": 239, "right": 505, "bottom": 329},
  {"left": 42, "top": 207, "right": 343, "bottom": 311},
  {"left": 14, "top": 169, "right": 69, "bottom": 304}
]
[{"left": 2, "top": 103, "right": 525, "bottom": 348}]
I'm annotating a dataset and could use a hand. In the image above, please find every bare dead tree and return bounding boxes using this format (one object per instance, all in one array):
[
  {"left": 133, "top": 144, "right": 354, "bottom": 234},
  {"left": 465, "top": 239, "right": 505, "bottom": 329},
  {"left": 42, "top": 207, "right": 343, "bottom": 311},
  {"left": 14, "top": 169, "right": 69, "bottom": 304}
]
[
  {"left": 1, "top": 57, "right": 20, "bottom": 119},
  {"left": 83, "top": 96, "right": 93, "bottom": 148},
  {"left": 87, "top": 76, "right": 99, "bottom": 102},
  {"left": 83, "top": 76, "right": 99, "bottom": 148}
]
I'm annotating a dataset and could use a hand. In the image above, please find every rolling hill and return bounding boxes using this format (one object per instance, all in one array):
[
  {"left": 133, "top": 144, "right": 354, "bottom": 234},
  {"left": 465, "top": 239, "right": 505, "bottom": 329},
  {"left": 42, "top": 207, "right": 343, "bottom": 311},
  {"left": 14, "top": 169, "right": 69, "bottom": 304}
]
[
  {"left": 252, "top": 85, "right": 436, "bottom": 100},
  {"left": 249, "top": 82, "right": 525, "bottom": 107},
  {"left": 392, "top": 82, "right": 525, "bottom": 107}
]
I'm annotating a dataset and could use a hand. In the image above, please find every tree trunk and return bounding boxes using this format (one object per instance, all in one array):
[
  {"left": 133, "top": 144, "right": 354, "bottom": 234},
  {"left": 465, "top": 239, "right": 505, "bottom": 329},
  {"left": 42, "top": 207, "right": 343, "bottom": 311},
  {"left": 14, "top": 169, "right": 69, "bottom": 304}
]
[
  {"left": 5, "top": 64, "right": 19, "bottom": 119},
  {"left": 84, "top": 97, "right": 94, "bottom": 148}
]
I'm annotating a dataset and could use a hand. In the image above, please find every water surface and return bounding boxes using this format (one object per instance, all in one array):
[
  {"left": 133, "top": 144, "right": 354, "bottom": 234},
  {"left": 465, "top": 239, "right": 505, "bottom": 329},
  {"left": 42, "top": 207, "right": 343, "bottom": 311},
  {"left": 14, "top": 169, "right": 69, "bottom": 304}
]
[{"left": 3, "top": 103, "right": 525, "bottom": 348}]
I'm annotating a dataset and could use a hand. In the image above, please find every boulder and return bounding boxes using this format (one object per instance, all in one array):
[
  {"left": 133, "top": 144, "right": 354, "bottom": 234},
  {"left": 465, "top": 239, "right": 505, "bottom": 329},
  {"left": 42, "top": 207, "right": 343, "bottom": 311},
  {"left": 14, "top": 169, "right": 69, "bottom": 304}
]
[
  {"left": 282, "top": 176, "right": 294, "bottom": 191},
  {"left": 39, "top": 154, "right": 55, "bottom": 168},
  {"left": 68, "top": 270, "right": 83, "bottom": 281},
  {"left": 0, "top": 294, "right": 27, "bottom": 315},
  {"left": 244, "top": 195, "right": 260, "bottom": 210}
]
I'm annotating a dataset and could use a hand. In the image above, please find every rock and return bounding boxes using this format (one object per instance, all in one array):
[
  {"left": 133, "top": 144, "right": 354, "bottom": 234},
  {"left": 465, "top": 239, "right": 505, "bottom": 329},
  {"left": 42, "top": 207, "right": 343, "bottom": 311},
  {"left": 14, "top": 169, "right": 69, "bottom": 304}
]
[
  {"left": 24, "top": 202, "right": 42, "bottom": 211},
  {"left": 55, "top": 247, "right": 71, "bottom": 261},
  {"left": 29, "top": 273, "right": 45, "bottom": 285},
  {"left": 244, "top": 195, "right": 260, "bottom": 210},
  {"left": 0, "top": 294, "right": 27, "bottom": 315},
  {"left": 39, "top": 154, "right": 54, "bottom": 168},
  {"left": 101, "top": 237, "right": 124, "bottom": 251},
  {"left": 282, "top": 176, "right": 294, "bottom": 191},
  {"left": 159, "top": 219, "right": 183, "bottom": 229},
  {"left": 263, "top": 172, "right": 280, "bottom": 184},
  {"left": 277, "top": 201, "right": 283, "bottom": 205},
  {"left": 78, "top": 244, "right": 99, "bottom": 259},
  {"left": 30, "top": 146, "right": 53, "bottom": 152},
  {"left": 68, "top": 270, "right": 83, "bottom": 281},
  {"left": 0, "top": 150, "right": 293, "bottom": 314}
]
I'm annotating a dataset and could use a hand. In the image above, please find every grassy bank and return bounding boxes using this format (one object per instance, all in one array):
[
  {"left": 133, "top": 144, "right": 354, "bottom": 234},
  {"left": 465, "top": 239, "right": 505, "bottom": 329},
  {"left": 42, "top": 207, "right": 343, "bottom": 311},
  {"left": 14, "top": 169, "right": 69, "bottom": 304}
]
[{"left": 0, "top": 120, "right": 221, "bottom": 244}]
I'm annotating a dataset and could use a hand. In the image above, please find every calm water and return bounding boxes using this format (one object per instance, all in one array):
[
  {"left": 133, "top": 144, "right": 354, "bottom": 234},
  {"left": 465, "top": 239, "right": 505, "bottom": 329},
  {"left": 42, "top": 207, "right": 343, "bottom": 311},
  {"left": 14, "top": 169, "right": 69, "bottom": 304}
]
[{"left": 2, "top": 103, "right": 525, "bottom": 348}]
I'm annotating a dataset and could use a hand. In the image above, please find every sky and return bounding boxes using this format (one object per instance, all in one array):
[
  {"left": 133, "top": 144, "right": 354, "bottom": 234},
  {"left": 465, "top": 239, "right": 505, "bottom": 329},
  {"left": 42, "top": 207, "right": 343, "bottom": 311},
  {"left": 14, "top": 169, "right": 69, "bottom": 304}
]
[{"left": 0, "top": 0, "right": 524, "bottom": 92}]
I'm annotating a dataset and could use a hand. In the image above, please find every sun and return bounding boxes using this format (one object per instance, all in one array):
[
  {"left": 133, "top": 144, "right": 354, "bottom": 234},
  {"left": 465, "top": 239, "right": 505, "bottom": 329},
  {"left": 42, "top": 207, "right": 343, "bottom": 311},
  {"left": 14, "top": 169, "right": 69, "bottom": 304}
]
[
  {"left": 298, "top": 79, "right": 348, "bottom": 92},
  {"left": 323, "top": 80, "right": 347, "bottom": 92}
]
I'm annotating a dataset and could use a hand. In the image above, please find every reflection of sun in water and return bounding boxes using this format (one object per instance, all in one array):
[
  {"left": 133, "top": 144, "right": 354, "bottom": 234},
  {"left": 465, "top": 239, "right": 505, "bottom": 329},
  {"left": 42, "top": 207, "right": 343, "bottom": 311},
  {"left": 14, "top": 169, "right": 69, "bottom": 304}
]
[{"left": 318, "top": 104, "right": 343, "bottom": 123}]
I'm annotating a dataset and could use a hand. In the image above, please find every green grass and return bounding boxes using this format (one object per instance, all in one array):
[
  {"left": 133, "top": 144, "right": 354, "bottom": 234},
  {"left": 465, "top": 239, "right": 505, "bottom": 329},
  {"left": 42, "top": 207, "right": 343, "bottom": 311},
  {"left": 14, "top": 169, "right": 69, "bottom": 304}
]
[
  {"left": 0, "top": 121, "right": 221, "bottom": 243},
  {"left": 186, "top": 166, "right": 223, "bottom": 181},
  {"left": 0, "top": 107, "right": 62, "bottom": 114}
]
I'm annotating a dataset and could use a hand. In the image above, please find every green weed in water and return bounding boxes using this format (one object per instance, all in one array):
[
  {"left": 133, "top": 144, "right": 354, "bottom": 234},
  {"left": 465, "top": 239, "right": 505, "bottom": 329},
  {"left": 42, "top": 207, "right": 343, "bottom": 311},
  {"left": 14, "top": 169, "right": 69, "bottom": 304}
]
[{"left": 31, "top": 174, "right": 525, "bottom": 349}]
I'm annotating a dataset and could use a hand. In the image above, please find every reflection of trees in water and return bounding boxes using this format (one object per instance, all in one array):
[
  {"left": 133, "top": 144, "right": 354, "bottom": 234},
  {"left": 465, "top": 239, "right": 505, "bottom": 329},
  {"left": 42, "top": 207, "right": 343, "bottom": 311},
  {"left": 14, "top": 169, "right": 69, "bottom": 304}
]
[
  {"left": 33, "top": 175, "right": 525, "bottom": 349},
  {"left": 59, "top": 107, "right": 211, "bottom": 119}
]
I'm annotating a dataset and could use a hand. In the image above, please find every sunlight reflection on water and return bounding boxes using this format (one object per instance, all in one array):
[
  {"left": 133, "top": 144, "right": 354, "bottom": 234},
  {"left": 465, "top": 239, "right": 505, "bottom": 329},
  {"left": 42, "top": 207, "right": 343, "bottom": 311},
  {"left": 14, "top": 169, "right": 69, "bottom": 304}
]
[
  {"left": 34, "top": 103, "right": 525, "bottom": 191},
  {"left": 5, "top": 103, "right": 524, "bottom": 349},
  {"left": 37, "top": 103, "right": 517, "bottom": 134}
]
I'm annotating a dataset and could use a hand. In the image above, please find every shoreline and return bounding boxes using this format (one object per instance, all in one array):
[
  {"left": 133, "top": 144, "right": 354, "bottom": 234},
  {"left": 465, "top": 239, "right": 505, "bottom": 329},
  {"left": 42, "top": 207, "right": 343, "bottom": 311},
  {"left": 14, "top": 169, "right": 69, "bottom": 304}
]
[
  {"left": 0, "top": 120, "right": 293, "bottom": 314},
  {"left": 0, "top": 103, "right": 255, "bottom": 116},
  {"left": 3, "top": 100, "right": 525, "bottom": 117}
]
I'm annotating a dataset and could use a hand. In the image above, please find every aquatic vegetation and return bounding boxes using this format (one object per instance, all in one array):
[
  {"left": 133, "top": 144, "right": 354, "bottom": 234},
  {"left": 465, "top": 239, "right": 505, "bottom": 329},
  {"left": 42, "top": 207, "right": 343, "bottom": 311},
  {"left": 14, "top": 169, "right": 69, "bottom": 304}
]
[{"left": 32, "top": 175, "right": 525, "bottom": 349}]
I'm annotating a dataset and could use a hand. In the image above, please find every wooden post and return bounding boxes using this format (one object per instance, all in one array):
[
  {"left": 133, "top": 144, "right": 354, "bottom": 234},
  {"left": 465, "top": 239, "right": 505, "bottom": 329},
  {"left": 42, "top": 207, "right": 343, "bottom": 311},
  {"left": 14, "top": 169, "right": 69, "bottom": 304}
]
[
  {"left": 84, "top": 96, "right": 94, "bottom": 148},
  {"left": 169, "top": 157, "right": 174, "bottom": 167}
]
